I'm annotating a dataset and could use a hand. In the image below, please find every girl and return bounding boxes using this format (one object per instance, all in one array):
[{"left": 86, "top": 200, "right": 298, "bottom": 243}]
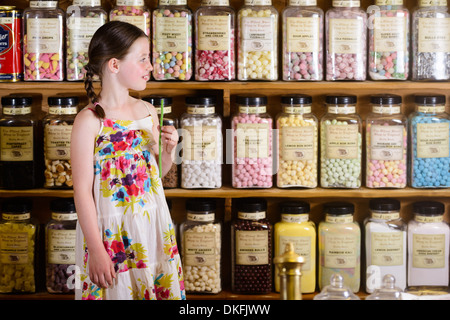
[{"left": 71, "top": 21, "right": 185, "bottom": 300}]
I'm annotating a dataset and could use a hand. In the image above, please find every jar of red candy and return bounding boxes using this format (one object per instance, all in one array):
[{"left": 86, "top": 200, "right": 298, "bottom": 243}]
[
  {"left": 282, "top": 0, "right": 324, "bottom": 81},
  {"left": 23, "top": 0, "right": 65, "bottom": 81},
  {"left": 152, "top": 0, "right": 193, "bottom": 81},
  {"left": 109, "top": 0, "right": 150, "bottom": 36},
  {"left": 231, "top": 94, "right": 273, "bottom": 188},
  {"left": 325, "top": 0, "right": 367, "bottom": 81},
  {"left": 368, "top": 0, "right": 410, "bottom": 80},
  {"left": 231, "top": 198, "right": 272, "bottom": 294},
  {"left": 194, "top": 0, "right": 235, "bottom": 81}
]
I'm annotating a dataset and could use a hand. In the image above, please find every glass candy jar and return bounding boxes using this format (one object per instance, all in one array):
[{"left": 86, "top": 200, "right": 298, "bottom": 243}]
[{"left": 109, "top": 0, "right": 150, "bottom": 36}]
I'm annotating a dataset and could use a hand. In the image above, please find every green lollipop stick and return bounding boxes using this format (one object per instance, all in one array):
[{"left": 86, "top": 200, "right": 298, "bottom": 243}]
[{"left": 159, "top": 99, "right": 164, "bottom": 178}]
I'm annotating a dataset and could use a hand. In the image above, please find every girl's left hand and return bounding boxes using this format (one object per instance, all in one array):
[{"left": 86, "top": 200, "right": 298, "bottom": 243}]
[{"left": 160, "top": 125, "right": 178, "bottom": 153}]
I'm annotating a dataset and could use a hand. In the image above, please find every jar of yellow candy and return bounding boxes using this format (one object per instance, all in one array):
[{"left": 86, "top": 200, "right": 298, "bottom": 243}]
[{"left": 0, "top": 198, "right": 37, "bottom": 293}]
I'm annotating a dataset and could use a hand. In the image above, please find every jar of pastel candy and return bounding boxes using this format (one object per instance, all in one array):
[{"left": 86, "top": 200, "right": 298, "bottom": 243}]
[
  {"left": 0, "top": 198, "right": 37, "bottom": 293},
  {"left": 237, "top": 0, "right": 279, "bottom": 81},
  {"left": 412, "top": 0, "right": 450, "bottom": 81},
  {"left": 152, "top": 0, "right": 193, "bottom": 81},
  {"left": 180, "top": 198, "right": 221, "bottom": 294},
  {"left": 46, "top": 198, "right": 77, "bottom": 294},
  {"left": 23, "top": 0, "right": 65, "bottom": 81},
  {"left": 409, "top": 94, "right": 450, "bottom": 188},
  {"left": 366, "top": 94, "right": 407, "bottom": 188},
  {"left": 325, "top": 0, "right": 367, "bottom": 80},
  {"left": 194, "top": 0, "right": 235, "bottom": 81},
  {"left": 282, "top": 0, "right": 324, "bottom": 81},
  {"left": 320, "top": 95, "right": 362, "bottom": 188},
  {"left": 109, "top": 0, "right": 150, "bottom": 36},
  {"left": 276, "top": 94, "right": 318, "bottom": 188},
  {"left": 66, "top": 0, "right": 107, "bottom": 81},
  {"left": 180, "top": 96, "right": 222, "bottom": 189},
  {"left": 231, "top": 94, "right": 273, "bottom": 188}
]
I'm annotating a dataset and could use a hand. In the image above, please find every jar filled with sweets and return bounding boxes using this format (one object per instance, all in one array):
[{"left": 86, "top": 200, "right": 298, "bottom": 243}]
[
  {"left": 143, "top": 95, "right": 179, "bottom": 188},
  {"left": 320, "top": 95, "right": 362, "bottom": 188},
  {"left": 231, "top": 198, "right": 272, "bottom": 294},
  {"left": 180, "top": 96, "right": 222, "bottom": 189},
  {"left": 0, "top": 198, "right": 37, "bottom": 293},
  {"left": 282, "top": 0, "right": 323, "bottom": 81},
  {"left": 368, "top": 0, "right": 410, "bottom": 80},
  {"left": 109, "top": 0, "right": 150, "bottom": 36},
  {"left": 412, "top": 0, "right": 450, "bottom": 81},
  {"left": 325, "top": 0, "right": 367, "bottom": 80},
  {"left": 23, "top": 0, "right": 65, "bottom": 81},
  {"left": 152, "top": 0, "right": 193, "bottom": 81},
  {"left": 194, "top": 0, "right": 235, "bottom": 81},
  {"left": 180, "top": 198, "right": 221, "bottom": 294},
  {"left": 237, "top": 0, "right": 279, "bottom": 80},
  {"left": 366, "top": 94, "right": 407, "bottom": 188},
  {"left": 43, "top": 96, "right": 78, "bottom": 189},
  {"left": 0, "top": 6, "right": 23, "bottom": 82},
  {"left": 0, "top": 95, "right": 40, "bottom": 189},
  {"left": 66, "top": 0, "right": 107, "bottom": 81},
  {"left": 276, "top": 94, "right": 318, "bottom": 188},
  {"left": 409, "top": 94, "right": 450, "bottom": 188},
  {"left": 231, "top": 94, "right": 273, "bottom": 188},
  {"left": 46, "top": 198, "right": 77, "bottom": 294}
]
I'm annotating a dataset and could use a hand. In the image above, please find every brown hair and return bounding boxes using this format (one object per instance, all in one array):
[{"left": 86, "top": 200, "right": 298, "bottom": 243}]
[{"left": 84, "top": 21, "right": 147, "bottom": 118}]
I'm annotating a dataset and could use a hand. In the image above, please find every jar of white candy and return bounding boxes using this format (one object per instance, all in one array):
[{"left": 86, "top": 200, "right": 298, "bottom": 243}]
[
  {"left": 180, "top": 96, "right": 222, "bottom": 189},
  {"left": 237, "top": 0, "right": 279, "bottom": 80},
  {"left": 180, "top": 198, "right": 221, "bottom": 294},
  {"left": 320, "top": 95, "right": 362, "bottom": 188}
]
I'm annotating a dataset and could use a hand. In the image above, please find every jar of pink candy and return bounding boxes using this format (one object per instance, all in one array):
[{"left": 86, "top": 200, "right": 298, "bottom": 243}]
[
  {"left": 152, "top": 0, "right": 193, "bottom": 81},
  {"left": 194, "top": 0, "right": 235, "bottom": 81},
  {"left": 365, "top": 94, "right": 407, "bottom": 188},
  {"left": 237, "top": 0, "right": 279, "bottom": 81},
  {"left": 325, "top": 0, "right": 367, "bottom": 81},
  {"left": 66, "top": 0, "right": 107, "bottom": 81},
  {"left": 109, "top": 0, "right": 150, "bottom": 36},
  {"left": 368, "top": 0, "right": 410, "bottom": 80},
  {"left": 231, "top": 94, "right": 273, "bottom": 188},
  {"left": 23, "top": 0, "right": 65, "bottom": 81},
  {"left": 282, "top": 0, "right": 323, "bottom": 81}
]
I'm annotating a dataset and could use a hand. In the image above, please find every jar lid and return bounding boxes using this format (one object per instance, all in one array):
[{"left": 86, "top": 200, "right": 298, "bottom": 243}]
[
  {"left": 323, "top": 202, "right": 354, "bottom": 215},
  {"left": 237, "top": 197, "right": 267, "bottom": 212},
  {"left": 236, "top": 94, "right": 267, "bottom": 106},
  {"left": 142, "top": 95, "right": 172, "bottom": 106},
  {"left": 48, "top": 96, "right": 79, "bottom": 106},
  {"left": 2, "top": 198, "right": 32, "bottom": 213},
  {"left": 281, "top": 94, "right": 312, "bottom": 105},
  {"left": 325, "top": 95, "right": 357, "bottom": 105},
  {"left": 50, "top": 198, "right": 76, "bottom": 213},
  {"left": 1, "top": 95, "right": 33, "bottom": 106},
  {"left": 369, "top": 198, "right": 400, "bottom": 211},
  {"left": 413, "top": 201, "right": 445, "bottom": 215},
  {"left": 280, "top": 201, "right": 310, "bottom": 214},
  {"left": 370, "top": 94, "right": 402, "bottom": 105},
  {"left": 186, "top": 198, "right": 216, "bottom": 212},
  {"left": 185, "top": 95, "right": 216, "bottom": 106},
  {"left": 414, "top": 94, "right": 446, "bottom": 105}
]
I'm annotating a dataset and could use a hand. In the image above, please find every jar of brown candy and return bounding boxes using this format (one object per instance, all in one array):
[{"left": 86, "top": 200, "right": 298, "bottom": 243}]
[
  {"left": 45, "top": 197, "right": 77, "bottom": 293},
  {"left": 231, "top": 197, "right": 272, "bottom": 294}
]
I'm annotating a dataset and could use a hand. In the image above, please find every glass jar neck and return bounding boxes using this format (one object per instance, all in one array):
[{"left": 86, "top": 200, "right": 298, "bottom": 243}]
[
  {"left": 325, "top": 213, "right": 353, "bottom": 223},
  {"left": 371, "top": 104, "right": 401, "bottom": 115},
  {"left": 370, "top": 210, "right": 400, "bottom": 220},
  {"left": 187, "top": 211, "right": 215, "bottom": 222},
  {"left": 414, "top": 214, "right": 444, "bottom": 223},
  {"left": 288, "top": 0, "right": 317, "bottom": 6},
  {"left": 282, "top": 104, "right": 312, "bottom": 114},
  {"left": 281, "top": 213, "right": 309, "bottom": 223},
  {"left": 51, "top": 212, "right": 78, "bottom": 221},
  {"left": 326, "top": 104, "right": 356, "bottom": 114},
  {"left": 48, "top": 106, "right": 77, "bottom": 115},
  {"left": 201, "top": 0, "right": 230, "bottom": 6},
  {"left": 238, "top": 211, "right": 266, "bottom": 220},
  {"left": 332, "top": 0, "right": 360, "bottom": 8}
]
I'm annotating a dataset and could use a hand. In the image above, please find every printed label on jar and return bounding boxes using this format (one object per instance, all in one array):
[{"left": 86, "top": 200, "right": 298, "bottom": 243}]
[
  {"left": 416, "top": 122, "right": 450, "bottom": 158},
  {"left": 325, "top": 124, "right": 359, "bottom": 159},
  {"left": 0, "top": 232, "right": 30, "bottom": 264},
  {"left": 159, "top": 0, "right": 188, "bottom": 5},
  {"left": 187, "top": 213, "right": 215, "bottom": 222},
  {"left": 238, "top": 211, "right": 266, "bottom": 220},
  {"left": 417, "top": 105, "right": 446, "bottom": 113},
  {"left": 48, "top": 229, "right": 76, "bottom": 264},
  {"left": 238, "top": 106, "right": 266, "bottom": 114},
  {"left": 289, "top": 0, "right": 317, "bottom": 5},
  {"left": 73, "top": 0, "right": 102, "bottom": 5},
  {"left": 198, "top": 16, "right": 230, "bottom": 51},
  {"left": 371, "top": 106, "right": 401, "bottom": 114},
  {"left": 283, "top": 106, "right": 312, "bottom": 114},
  {"left": 241, "top": 17, "right": 274, "bottom": 52},
  {"left": 371, "top": 212, "right": 400, "bottom": 220},
  {"left": 2, "top": 213, "right": 31, "bottom": 221},
  {"left": 281, "top": 213, "right": 309, "bottom": 223},
  {"left": 182, "top": 125, "right": 218, "bottom": 161},
  {"left": 245, "top": 0, "right": 272, "bottom": 5},
  {"left": 51, "top": 212, "right": 78, "bottom": 221},
  {"left": 117, "top": 0, "right": 145, "bottom": 5},
  {"left": 0, "top": 127, "right": 33, "bottom": 162},
  {"left": 236, "top": 230, "right": 269, "bottom": 265},
  {"left": 236, "top": 123, "right": 270, "bottom": 159},
  {"left": 324, "top": 233, "right": 358, "bottom": 268},
  {"left": 155, "top": 106, "right": 172, "bottom": 114},
  {"left": 419, "top": 0, "right": 447, "bottom": 6},
  {"left": 30, "top": 1, "right": 58, "bottom": 8},
  {"left": 68, "top": 17, "right": 105, "bottom": 52},
  {"left": 327, "top": 106, "right": 356, "bottom": 114},
  {"left": 201, "top": 0, "right": 230, "bottom": 5},
  {"left": 375, "top": 0, "right": 403, "bottom": 5},
  {"left": 184, "top": 231, "right": 217, "bottom": 266},
  {"left": 415, "top": 215, "right": 444, "bottom": 223},
  {"left": 279, "top": 235, "right": 312, "bottom": 270},
  {"left": 325, "top": 214, "right": 353, "bottom": 223},
  {"left": 332, "top": 0, "right": 361, "bottom": 7},
  {"left": 112, "top": 15, "right": 148, "bottom": 35},
  {"left": 187, "top": 106, "right": 215, "bottom": 115},
  {"left": 412, "top": 233, "right": 446, "bottom": 268},
  {"left": 370, "top": 232, "right": 404, "bottom": 266},
  {"left": 287, "top": 16, "right": 320, "bottom": 53},
  {"left": 155, "top": 16, "right": 188, "bottom": 52},
  {"left": 418, "top": 18, "right": 450, "bottom": 53},
  {"left": 45, "top": 125, "right": 73, "bottom": 160},
  {"left": 48, "top": 107, "right": 78, "bottom": 115},
  {"left": 370, "top": 125, "right": 404, "bottom": 161},
  {"left": 329, "top": 19, "right": 363, "bottom": 54},
  {"left": 281, "top": 126, "right": 315, "bottom": 161},
  {"left": 2, "top": 107, "right": 31, "bottom": 115},
  {"left": 373, "top": 16, "right": 407, "bottom": 53},
  {"left": 27, "top": 18, "right": 62, "bottom": 54}
]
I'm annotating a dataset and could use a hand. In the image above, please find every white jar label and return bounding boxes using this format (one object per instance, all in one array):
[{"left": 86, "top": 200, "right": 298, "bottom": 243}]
[
  {"left": 236, "top": 123, "right": 270, "bottom": 158},
  {"left": 73, "top": 0, "right": 102, "bottom": 5},
  {"left": 325, "top": 214, "right": 353, "bottom": 223},
  {"left": 289, "top": 0, "right": 317, "bottom": 5},
  {"left": 417, "top": 122, "right": 450, "bottom": 158},
  {"left": 45, "top": 125, "right": 73, "bottom": 160},
  {"left": 112, "top": 15, "right": 148, "bottom": 35},
  {"left": 419, "top": 0, "right": 447, "bottom": 6},
  {"left": 245, "top": 0, "right": 272, "bottom": 5},
  {"left": 286, "top": 16, "right": 320, "bottom": 53},
  {"left": 241, "top": 17, "right": 274, "bottom": 52},
  {"left": 68, "top": 16, "right": 105, "bottom": 52},
  {"left": 283, "top": 106, "right": 312, "bottom": 113},
  {"left": 370, "top": 232, "right": 404, "bottom": 266},
  {"left": 418, "top": 18, "right": 450, "bottom": 53},
  {"left": 324, "top": 233, "right": 358, "bottom": 268},
  {"left": 182, "top": 125, "right": 218, "bottom": 161},
  {"left": 279, "top": 235, "right": 312, "bottom": 270},
  {"left": 332, "top": 1, "right": 360, "bottom": 7},
  {"left": 235, "top": 230, "right": 269, "bottom": 265},
  {"left": 117, "top": 0, "right": 145, "bottom": 5},
  {"left": 187, "top": 213, "right": 215, "bottom": 222},
  {"left": 325, "top": 124, "right": 359, "bottom": 159},
  {"left": 238, "top": 211, "right": 266, "bottom": 220},
  {"left": 375, "top": 0, "right": 403, "bottom": 5},
  {"left": 48, "top": 229, "right": 76, "bottom": 264},
  {"left": 155, "top": 16, "right": 189, "bottom": 52},
  {"left": 27, "top": 18, "right": 62, "bottom": 54},
  {"left": 373, "top": 16, "right": 407, "bottom": 53},
  {"left": 370, "top": 125, "right": 404, "bottom": 161},
  {"left": 184, "top": 231, "right": 217, "bottom": 266},
  {"left": 0, "top": 127, "right": 33, "bottom": 161},
  {"left": 198, "top": 16, "right": 230, "bottom": 51},
  {"left": 281, "top": 213, "right": 309, "bottom": 223},
  {"left": 281, "top": 125, "right": 315, "bottom": 161},
  {"left": 201, "top": 0, "right": 230, "bottom": 5},
  {"left": 412, "top": 234, "right": 446, "bottom": 268},
  {"left": 329, "top": 18, "right": 363, "bottom": 54},
  {"left": 0, "top": 232, "right": 30, "bottom": 264}
]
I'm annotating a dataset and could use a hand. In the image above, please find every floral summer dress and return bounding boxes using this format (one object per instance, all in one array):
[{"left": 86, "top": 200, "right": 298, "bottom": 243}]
[{"left": 75, "top": 104, "right": 185, "bottom": 300}]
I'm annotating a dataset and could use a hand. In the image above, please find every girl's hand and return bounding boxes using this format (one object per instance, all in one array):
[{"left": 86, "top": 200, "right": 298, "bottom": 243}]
[
  {"left": 88, "top": 248, "right": 116, "bottom": 288},
  {"left": 160, "top": 125, "right": 178, "bottom": 154}
]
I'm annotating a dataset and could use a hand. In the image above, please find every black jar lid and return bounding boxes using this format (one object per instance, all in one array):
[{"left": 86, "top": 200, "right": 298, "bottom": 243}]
[
  {"left": 142, "top": 95, "right": 172, "bottom": 106},
  {"left": 413, "top": 201, "right": 445, "bottom": 216},
  {"left": 48, "top": 96, "right": 79, "bottom": 106},
  {"left": 2, "top": 197, "right": 32, "bottom": 213},
  {"left": 237, "top": 197, "right": 267, "bottom": 212},
  {"left": 185, "top": 95, "right": 216, "bottom": 106},
  {"left": 325, "top": 95, "right": 357, "bottom": 105},
  {"left": 281, "top": 94, "right": 312, "bottom": 105},
  {"left": 1, "top": 95, "right": 33, "bottom": 107},
  {"left": 50, "top": 198, "right": 76, "bottom": 213},
  {"left": 414, "top": 94, "right": 446, "bottom": 105},
  {"left": 323, "top": 202, "right": 354, "bottom": 215},
  {"left": 236, "top": 94, "right": 267, "bottom": 106},
  {"left": 370, "top": 94, "right": 402, "bottom": 105},
  {"left": 186, "top": 198, "right": 216, "bottom": 212},
  {"left": 369, "top": 198, "right": 400, "bottom": 212},
  {"left": 280, "top": 201, "right": 310, "bottom": 214}
]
